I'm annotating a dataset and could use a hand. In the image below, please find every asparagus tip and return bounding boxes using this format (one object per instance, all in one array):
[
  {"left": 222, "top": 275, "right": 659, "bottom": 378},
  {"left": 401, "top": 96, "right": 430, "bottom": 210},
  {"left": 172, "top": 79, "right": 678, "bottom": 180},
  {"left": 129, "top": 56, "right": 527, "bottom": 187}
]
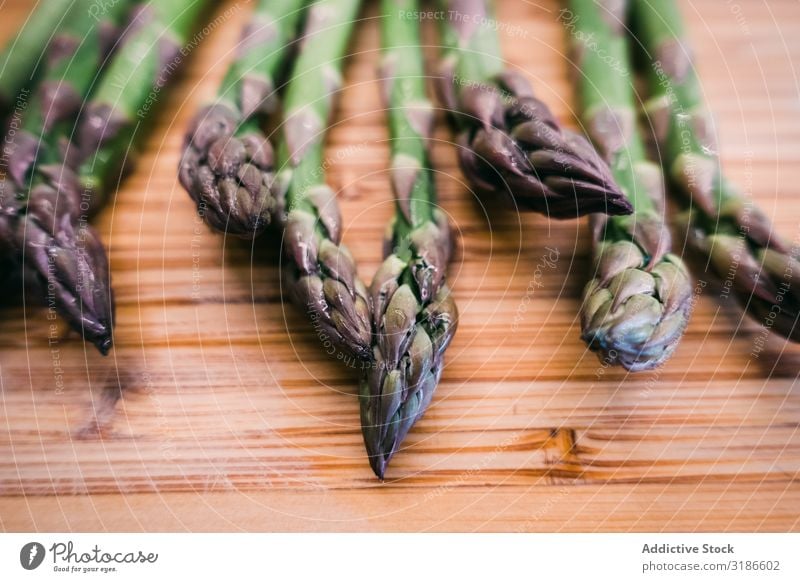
[
  {"left": 180, "top": 104, "right": 276, "bottom": 238},
  {"left": 369, "top": 454, "right": 388, "bottom": 481},
  {"left": 93, "top": 334, "right": 113, "bottom": 356}
]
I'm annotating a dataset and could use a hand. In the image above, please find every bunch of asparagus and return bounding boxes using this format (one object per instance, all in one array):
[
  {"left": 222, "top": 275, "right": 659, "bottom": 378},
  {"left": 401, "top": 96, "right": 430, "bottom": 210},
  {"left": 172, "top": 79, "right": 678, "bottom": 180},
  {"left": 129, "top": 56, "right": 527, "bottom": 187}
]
[
  {"left": 0, "top": 0, "right": 133, "bottom": 353},
  {"left": 0, "top": 0, "right": 209, "bottom": 353},
  {"left": 4, "top": 0, "right": 794, "bottom": 481},
  {"left": 560, "top": 0, "right": 799, "bottom": 365},
  {"left": 180, "top": 0, "right": 373, "bottom": 360},
  {"left": 434, "top": 0, "right": 691, "bottom": 370},
  {"left": 631, "top": 0, "right": 800, "bottom": 341}
]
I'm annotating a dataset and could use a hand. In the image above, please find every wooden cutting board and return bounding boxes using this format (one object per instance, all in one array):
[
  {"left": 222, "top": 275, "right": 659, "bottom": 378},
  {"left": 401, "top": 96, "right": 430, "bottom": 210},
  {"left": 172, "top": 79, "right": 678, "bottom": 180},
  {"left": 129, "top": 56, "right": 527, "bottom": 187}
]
[{"left": 1, "top": 0, "right": 798, "bottom": 532}]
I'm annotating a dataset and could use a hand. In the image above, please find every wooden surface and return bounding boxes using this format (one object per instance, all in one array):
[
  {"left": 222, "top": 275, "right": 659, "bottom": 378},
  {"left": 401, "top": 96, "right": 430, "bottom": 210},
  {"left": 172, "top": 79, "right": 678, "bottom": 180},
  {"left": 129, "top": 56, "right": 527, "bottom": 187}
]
[{"left": 2, "top": 0, "right": 800, "bottom": 532}]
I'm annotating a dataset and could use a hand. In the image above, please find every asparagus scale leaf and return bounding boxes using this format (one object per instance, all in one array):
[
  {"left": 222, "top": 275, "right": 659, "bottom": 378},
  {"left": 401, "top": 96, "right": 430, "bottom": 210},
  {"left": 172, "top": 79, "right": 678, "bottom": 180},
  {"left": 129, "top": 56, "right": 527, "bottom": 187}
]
[
  {"left": 179, "top": 0, "right": 308, "bottom": 238},
  {"left": 360, "top": 0, "right": 459, "bottom": 479},
  {"left": 567, "top": 0, "right": 693, "bottom": 371},
  {"left": 435, "top": 0, "right": 632, "bottom": 218},
  {"left": 631, "top": 0, "right": 800, "bottom": 342},
  {"left": 273, "top": 0, "right": 371, "bottom": 361}
]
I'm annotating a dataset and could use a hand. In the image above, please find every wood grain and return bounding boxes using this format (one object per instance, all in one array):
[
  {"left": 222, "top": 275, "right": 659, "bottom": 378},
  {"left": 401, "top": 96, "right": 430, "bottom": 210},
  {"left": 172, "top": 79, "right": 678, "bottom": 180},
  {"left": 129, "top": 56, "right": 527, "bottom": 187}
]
[{"left": 1, "top": 0, "right": 799, "bottom": 532}]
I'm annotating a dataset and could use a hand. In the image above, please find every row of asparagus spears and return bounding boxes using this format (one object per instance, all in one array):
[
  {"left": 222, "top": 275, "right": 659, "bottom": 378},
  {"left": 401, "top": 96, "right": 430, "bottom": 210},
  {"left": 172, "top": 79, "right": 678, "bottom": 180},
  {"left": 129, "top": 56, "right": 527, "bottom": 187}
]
[
  {"left": 569, "top": 0, "right": 800, "bottom": 366},
  {"left": 178, "top": 0, "right": 631, "bottom": 477},
  {"left": 1, "top": 0, "right": 796, "bottom": 478},
  {"left": 180, "top": 0, "right": 458, "bottom": 478},
  {"left": 178, "top": 0, "right": 796, "bottom": 477},
  {"left": 433, "top": 0, "right": 799, "bottom": 371}
]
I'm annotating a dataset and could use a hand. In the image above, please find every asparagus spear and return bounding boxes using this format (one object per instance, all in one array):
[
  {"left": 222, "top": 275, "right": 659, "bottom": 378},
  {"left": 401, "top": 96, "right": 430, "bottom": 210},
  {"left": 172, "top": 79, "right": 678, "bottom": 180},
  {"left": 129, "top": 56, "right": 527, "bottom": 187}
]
[
  {"left": 273, "top": 0, "right": 371, "bottom": 361},
  {"left": 179, "top": 0, "right": 307, "bottom": 237},
  {"left": 8, "top": 0, "right": 208, "bottom": 354},
  {"left": 0, "top": 0, "right": 79, "bottom": 116},
  {"left": 631, "top": 0, "right": 800, "bottom": 341},
  {"left": 435, "top": 0, "right": 631, "bottom": 218},
  {"left": 360, "top": 0, "right": 459, "bottom": 479},
  {"left": 0, "top": 0, "right": 132, "bottom": 353},
  {"left": 567, "top": 0, "right": 693, "bottom": 371}
]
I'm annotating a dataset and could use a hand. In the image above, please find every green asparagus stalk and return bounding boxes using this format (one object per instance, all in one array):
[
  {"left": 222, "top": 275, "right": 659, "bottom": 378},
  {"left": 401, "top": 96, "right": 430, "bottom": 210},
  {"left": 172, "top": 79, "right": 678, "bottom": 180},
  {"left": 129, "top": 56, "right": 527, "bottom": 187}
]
[
  {"left": 0, "top": 0, "right": 132, "bottom": 353},
  {"left": 435, "top": 0, "right": 631, "bottom": 218},
  {"left": 359, "top": 0, "right": 459, "bottom": 479},
  {"left": 273, "top": 0, "right": 371, "bottom": 360},
  {"left": 631, "top": 0, "right": 800, "bottom": 341},
  {"left": 567, "top": 0, "right": 693, "bottom": 371},
  {"left": 562, "top": 0, "right": 692, "bottom": 371},
  {"left": 179, "top": 0, "right": 308, "bottom": 237},
  {"left": 0, "top": 0, "right": 78, "bottom": 116},
  {"left": 74, "top": 0, "right": 210, "bottom": 208},
  {"left": 3, "top": 0, "right": 132, "bottom": 193}
]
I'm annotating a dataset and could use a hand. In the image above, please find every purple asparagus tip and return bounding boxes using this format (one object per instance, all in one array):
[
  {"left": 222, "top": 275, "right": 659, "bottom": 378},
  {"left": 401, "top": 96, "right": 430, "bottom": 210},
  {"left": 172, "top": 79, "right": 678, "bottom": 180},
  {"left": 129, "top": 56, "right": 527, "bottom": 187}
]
[{"left": 179, "top": 103, "right": 276, "bottom": 238}]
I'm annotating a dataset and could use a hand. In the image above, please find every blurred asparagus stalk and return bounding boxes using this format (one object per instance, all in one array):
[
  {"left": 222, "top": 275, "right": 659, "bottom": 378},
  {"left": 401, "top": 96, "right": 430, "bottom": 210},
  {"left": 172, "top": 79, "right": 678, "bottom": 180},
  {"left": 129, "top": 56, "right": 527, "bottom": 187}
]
[
  {"left": 0, "top": 0, "right": 79, "bottom": 116},
  {"left": 179, "top": 0, "right": 308, "bottom": 237},
  {"left": 2, "top": 0, "right": 209, "bottom": 353},
  {"left": 360, "top": 0, "right": 458, "bottom": 479},
  {"left": 567, "top": 0, "right": 693, "bottom": 371},
  {"left": 631, "top": 0, "right": 800, "bottom": 341},
  {"left": 0, "top": 0, "right": 133, "bottom": 353}
]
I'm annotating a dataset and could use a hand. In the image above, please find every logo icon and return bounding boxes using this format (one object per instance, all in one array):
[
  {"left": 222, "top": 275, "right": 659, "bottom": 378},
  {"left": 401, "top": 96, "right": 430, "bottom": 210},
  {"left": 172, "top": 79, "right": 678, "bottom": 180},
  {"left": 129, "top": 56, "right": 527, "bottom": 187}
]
[{"left": 20, "top": 542, "right": 45, "bottom": 570}]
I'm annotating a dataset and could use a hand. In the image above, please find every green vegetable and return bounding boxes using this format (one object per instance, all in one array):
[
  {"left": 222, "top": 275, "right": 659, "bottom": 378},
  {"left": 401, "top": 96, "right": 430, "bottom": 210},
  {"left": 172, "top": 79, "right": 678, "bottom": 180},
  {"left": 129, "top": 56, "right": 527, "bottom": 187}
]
[
  {"left": 0, "top": 0, "right": 78, "bottom": 115},
  {"left": 179, "top": 0, "right": 308, "bottom": 237},
  {"left": 567, "top": 0, "right": 693, "bottom": 371},
  {"left": 435, "top": 0, "right": 631, "bottom": 218},
  {"left": 0, "top": 0, "right": 133, "bottom": 354},
  {"left": 359, "top": 0, "right": 458, "bottom": 479},
  {"left": 273, "top": 0, "right": 371, "bottom": 361},
  {"left": 631, "top": 0, "right": 800, "bottom": 341}
]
